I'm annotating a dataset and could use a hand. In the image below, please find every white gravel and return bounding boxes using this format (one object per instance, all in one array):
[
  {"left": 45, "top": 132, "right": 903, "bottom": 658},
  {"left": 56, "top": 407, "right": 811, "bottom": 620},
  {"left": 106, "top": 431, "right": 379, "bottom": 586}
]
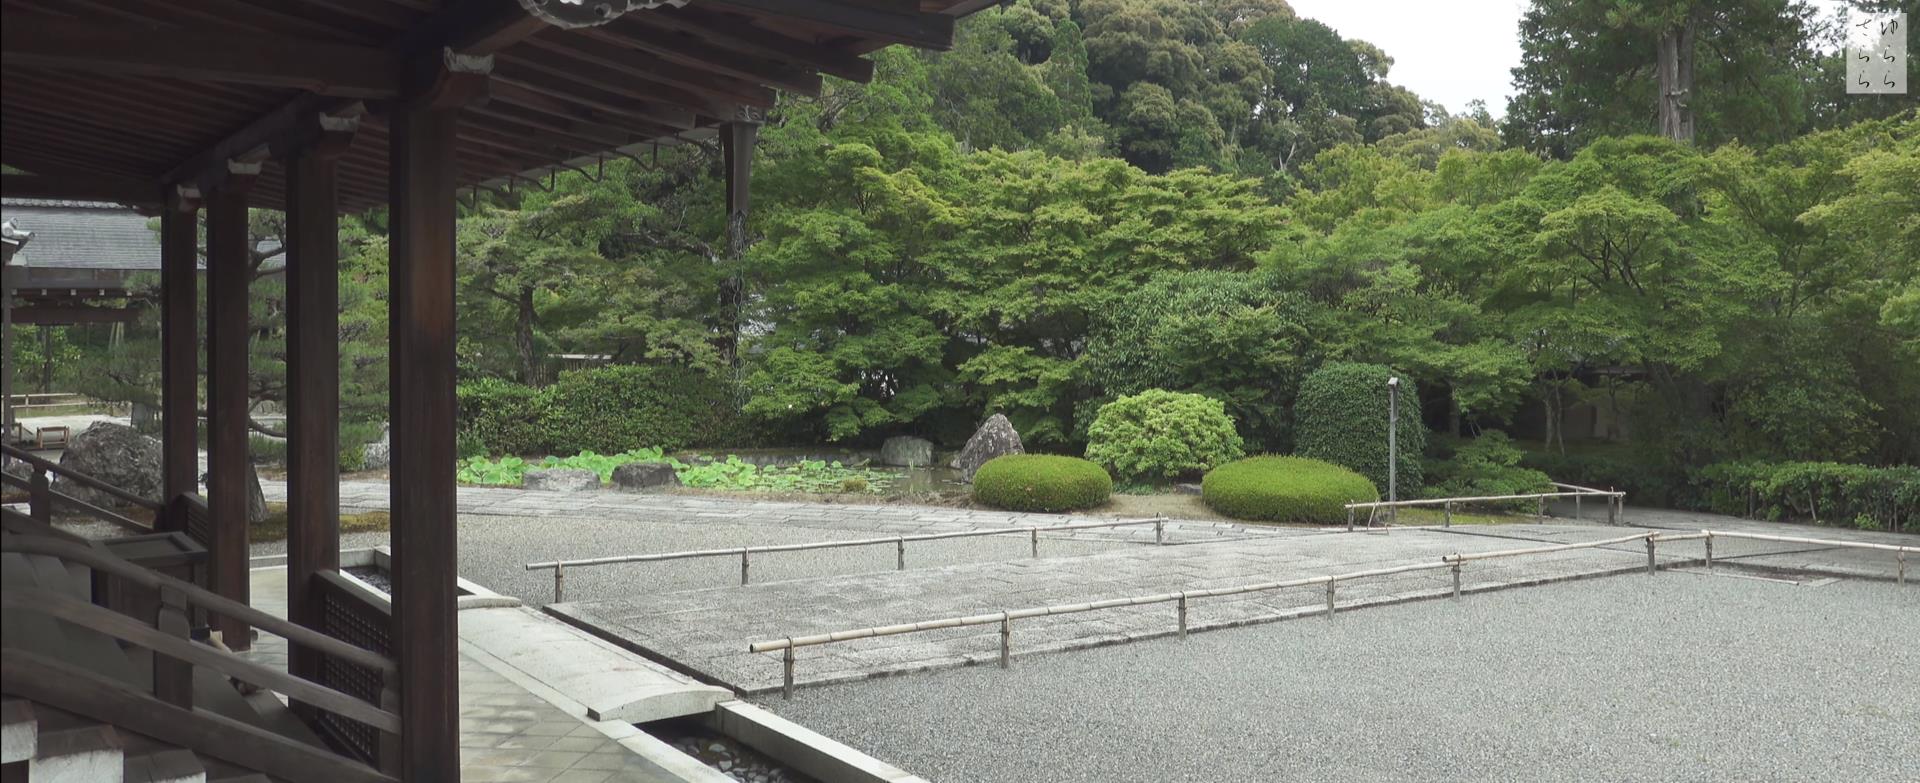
[{"left": 770, "top": 573, "right": 1920, "bottom": 783}]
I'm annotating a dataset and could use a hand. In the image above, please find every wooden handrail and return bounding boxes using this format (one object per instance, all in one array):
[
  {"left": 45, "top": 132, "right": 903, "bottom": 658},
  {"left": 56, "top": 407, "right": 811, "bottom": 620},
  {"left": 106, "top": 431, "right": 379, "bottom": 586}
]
[
  {"left": 2, "top": 650, "right": 399, "bottom": 783},
  {"left": 0, "top": 588, "right": 400, "bottom": 732},
  {"left": 1, "top": 535, "right": 397, "bottom": 675},
  {"left": 1, "top": 444, "right": 165, "bottom": 512}
]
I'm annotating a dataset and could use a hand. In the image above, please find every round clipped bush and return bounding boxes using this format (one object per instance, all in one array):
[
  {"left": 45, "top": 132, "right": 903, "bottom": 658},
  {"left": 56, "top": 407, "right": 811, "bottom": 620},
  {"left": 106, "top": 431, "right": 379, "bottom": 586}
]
[
  {"left": 1294, "top": 362, "right": 1425, "bottom": 494},
  {"left": 972, "top": 455, "right": 1113, "bottom": 513},
  {"left": 1202, "top": 456, "right": 1378, "bottom": 524},
  {"left": 1084, "top": 390, "right": 1245, "bottom": 483}
]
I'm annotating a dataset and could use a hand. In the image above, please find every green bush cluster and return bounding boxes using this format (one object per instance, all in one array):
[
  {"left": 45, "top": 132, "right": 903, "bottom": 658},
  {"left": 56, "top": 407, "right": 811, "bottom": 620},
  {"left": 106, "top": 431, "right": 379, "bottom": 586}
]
[
  {"left": 1688, "top": 461, "right": 1919, "bottom": 532},
  {"left": 972, "top": 455, "right": 1113, "bottom": 512},
  {"left": 1201, "top": 456, "right": 1378, "bottom": 524},
  {"left": 1084, "top": 390, "right": 1244, "bottom": 483},
  {"left": 1519, "top": 448, "right": 1686, "bottom": 507},
  {"left": 1293, "top": 362, "right": 1425, "bottom": 495},
  {"left": 1424, "top": 430, "right": 1552, "bottom": 503},
  {"left": 456, "top": 365, "right": 744, "bottom": 457}
]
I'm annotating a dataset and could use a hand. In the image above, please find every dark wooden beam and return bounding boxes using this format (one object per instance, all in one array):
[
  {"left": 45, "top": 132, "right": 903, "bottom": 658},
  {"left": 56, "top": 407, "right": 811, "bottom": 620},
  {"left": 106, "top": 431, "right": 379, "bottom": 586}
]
[
  {"left": 7, "top": 305, "right": 145, "bottom": 325},
  {"left": 519, "top": 35, "right": 778, "bottom": 108},
  {"left": 643, "top": 7, "right": 876, "bottom": 83},
  {"left": 0, "top": 173, "right": 162, "bottom": 207},
  {"left": 282, "top": 125, "right": 352, "bottom": 689},
  {"left": 160, "top": 187, "right": 199, "bottom": 511},
  {"left": 386, "top": 0, "right": 549, "bottom": 56},
  {"left": 1, "top": 17, "right": 400, "bottom": 98},
  {"left": 387, "top": 64, "right": 472, "bottom": 783},
  {"left": 161, "top": 93, "right": 345, "bottom": 188},
  {"left": 204, "top": 165, "right": 255, "bottom": 649},
  {"left": 703, "top": 0, "right": 955, "bottom": 51},
  {"left": 590, "top": 22, "right": 824, "bottom": 97}
]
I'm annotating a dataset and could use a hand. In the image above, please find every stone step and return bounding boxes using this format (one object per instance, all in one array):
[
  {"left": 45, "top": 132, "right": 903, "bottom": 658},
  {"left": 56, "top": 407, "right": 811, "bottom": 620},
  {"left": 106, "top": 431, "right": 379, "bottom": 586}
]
[{"left": 31, "top": 725, "right": 123, "bottom": 783}]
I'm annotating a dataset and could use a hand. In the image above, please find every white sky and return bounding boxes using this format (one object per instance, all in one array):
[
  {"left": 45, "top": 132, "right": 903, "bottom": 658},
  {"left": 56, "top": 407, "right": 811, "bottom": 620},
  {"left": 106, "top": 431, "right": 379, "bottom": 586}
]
[{"left": 1285, "top": 0, "right": 1852, "bottom": 119}]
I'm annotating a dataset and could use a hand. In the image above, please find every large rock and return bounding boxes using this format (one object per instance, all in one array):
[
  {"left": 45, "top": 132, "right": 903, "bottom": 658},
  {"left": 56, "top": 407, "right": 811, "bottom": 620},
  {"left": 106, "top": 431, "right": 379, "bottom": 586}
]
[
  {"left": 611, "top": 461, "right": 681, "bottom": 493},
  {"left": 950, "top": 413, "right": 1024, "bottom": 482},
  {"left": 54, "top": 422, "right": 163, "bottom": 509},
  {"left": 204, "top": 461, "right": 269, "bottom": 526},
  {"left": 879, "top": 435, "right": 934, "bottom": 468},
  {"left": 361, "top": 423, "right": 391, "bottom": 472},
  {"left": 523, "top": 468, "right": 599, "bottom": 492}
]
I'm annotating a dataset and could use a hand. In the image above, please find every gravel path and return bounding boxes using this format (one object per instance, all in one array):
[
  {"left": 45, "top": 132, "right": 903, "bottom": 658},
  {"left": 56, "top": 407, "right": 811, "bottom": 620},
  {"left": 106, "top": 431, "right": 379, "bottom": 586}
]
[{"left": 771, "top": 574, "right": 1920, "bottom": 783}]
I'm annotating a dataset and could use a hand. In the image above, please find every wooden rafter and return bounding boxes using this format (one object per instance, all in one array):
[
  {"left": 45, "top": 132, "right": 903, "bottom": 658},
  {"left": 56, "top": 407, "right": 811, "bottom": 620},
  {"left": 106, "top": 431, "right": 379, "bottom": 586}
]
[{"left": 1, "top": 16, "right": 399, "bottom": 97}]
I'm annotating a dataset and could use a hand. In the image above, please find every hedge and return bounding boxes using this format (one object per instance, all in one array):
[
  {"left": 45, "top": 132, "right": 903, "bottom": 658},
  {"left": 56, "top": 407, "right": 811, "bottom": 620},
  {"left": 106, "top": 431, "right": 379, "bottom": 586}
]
[
  {"left": 1084, "top": 390, "right": 1244, "bottom": 483},
  {"left": 972, "top": 455, "right": 1113, "bottom": 513},
  {"left": 1294, "top": 362, "right": 1424, "bottom": 495},
  {"left": 1687, "top": 461, "right": 1919, "bottom": 532},
  {"left": 1202, "top": 456, "right": 1378, "bottom": 524},
  {"left": 457, "top": 365, "right": 745, "bottom": 457}
]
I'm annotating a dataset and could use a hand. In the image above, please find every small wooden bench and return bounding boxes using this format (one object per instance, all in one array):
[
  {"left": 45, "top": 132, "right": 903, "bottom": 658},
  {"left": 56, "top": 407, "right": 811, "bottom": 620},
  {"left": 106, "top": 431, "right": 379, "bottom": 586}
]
[{"left": 34, "top": 426, "right": 71, "bottom": 449}]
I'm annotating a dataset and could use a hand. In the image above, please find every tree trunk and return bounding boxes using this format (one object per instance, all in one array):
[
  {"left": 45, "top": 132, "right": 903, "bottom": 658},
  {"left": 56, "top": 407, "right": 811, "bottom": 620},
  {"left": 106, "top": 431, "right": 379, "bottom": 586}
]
[
  {"left": 1656, "top": 14, "right": 1696, "bottom": 143},
  {"left": 718, "top": 211, "right": 749, "bottom": 368},
  {"left": 514, "top": 285, "right": 539, "bottom": 386},
  {"left": 37, "top": 326, "right": 53, "bottom": 392}
]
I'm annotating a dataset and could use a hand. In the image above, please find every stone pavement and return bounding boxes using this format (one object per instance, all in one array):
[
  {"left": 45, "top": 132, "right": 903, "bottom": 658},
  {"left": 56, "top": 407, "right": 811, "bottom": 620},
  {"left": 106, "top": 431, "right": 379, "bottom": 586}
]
[
  {"left": 549, "top": 517, "right": 1915, "bottom": 696},
  {"left": 243, "top": 568, "right": 687, "bottom": 782}
]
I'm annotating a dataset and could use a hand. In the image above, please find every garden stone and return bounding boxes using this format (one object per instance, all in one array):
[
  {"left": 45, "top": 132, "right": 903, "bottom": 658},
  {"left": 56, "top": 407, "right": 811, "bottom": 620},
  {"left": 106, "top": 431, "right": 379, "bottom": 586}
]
[
  {"left": 524, "top": 467, "right": 599, "bottom": 492},
  {"left": 197, "top": 460, "right": 267, "bottom": 525},
  {"left": 612, "top": 461, "right": 681, "bottom": 492},
  {"left": 879, "top": 435, "right": 934, "bottom": 467},
  {"left": 54, "top": 422, "right": 163, "bottom": 509},
  {"left": 951, "top": 413, "right": 1023, "bottom": 482},
  {"left": 361, "top": 422, "right": 391, "bottom": 472}
]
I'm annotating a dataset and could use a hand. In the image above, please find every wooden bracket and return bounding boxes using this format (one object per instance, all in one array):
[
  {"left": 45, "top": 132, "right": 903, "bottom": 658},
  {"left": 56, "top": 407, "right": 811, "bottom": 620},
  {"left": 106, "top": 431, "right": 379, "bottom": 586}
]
[{"left": 407, "top": 48, "right": 494, "bottom": 111}]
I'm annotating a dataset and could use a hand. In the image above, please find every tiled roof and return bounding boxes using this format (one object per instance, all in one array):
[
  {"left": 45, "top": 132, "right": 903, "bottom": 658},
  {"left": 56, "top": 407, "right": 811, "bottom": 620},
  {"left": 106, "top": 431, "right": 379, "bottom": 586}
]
[{"left": 0, "top": 198, "right": 162, "bottom": 271}]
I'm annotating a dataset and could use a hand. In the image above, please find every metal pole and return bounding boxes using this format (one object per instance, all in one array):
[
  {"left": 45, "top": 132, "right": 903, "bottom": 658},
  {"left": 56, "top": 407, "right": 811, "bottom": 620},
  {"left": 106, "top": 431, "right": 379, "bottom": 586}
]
[
  {"left": 781, "top": 644, "right": 795, "bottom": 700},
  {"left": 740, "top": 548, "right": 751, "bottom": 586},
  {"left": 1325, "top": 579, "right": 1336, "bottom": 620},
  {"left": 998, "top": 613, "right": 1011, "bottom": 669},
  {"left": 896, "top": 537, "right": 905, "bottom": 570},
  {"left": 1387, "top": 377, "right": 1399, "bottom": 526},
  {"left": 1645, "top": 535, "right": 1657, "bottom": 575},
  {"left": 553, "top": 564, "right": 565, "bottom": 603},
  {"left": 1177, "top": 593, "right": 1188, "bottom": 639},
  {"left": 1450, "top": 561, "right": 1462, "bottom": 599},
  {"left": 1030, "top": 528, "right": 1039, "bottom": 558}
]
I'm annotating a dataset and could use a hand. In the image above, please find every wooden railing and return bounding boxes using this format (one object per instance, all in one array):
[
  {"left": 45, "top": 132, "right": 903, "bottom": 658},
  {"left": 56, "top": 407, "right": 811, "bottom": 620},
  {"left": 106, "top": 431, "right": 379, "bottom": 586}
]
[
  {"left": 1, "top": 443, "right": 160, "bottom": 533},
  {"left": 1, "top": 534, "right": 399, "bottom": 781}
]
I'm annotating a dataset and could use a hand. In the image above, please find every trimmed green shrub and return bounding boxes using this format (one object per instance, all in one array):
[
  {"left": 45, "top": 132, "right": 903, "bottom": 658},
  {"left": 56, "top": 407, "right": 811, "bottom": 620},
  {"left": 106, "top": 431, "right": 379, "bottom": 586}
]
[
  {"left": 1688, "top": 461, "right": 1919, "bottom": 532},
  {"left": 1294, "top": 362, "right": 1425, "bottom": 495},
  {"left": 540, "top": 365, "right": 741, "bottom": 455},
  {"left": 457, "top": 378, "right": 546, "bottom": 456},
  {"left": 1424, "top": 430, "right": 1551, "bottom": 502},
  {"left": 1202, "top": 456, "right": 1378, "bottom": 524},
  {"left": 1084, "top": 390, "right": 1245, "bottom": 483},
  {"left": 1520, "top": 447, "right": 1685, "bottom": 507},
  {"left": 973, "top": 455, "right": 1113, "bottom": 513}
]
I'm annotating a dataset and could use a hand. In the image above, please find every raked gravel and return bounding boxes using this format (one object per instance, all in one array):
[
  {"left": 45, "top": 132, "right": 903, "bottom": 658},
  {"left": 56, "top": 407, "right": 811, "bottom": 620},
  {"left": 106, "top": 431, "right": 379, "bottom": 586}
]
[{"left": 769, "top": 573, "right": 1920, "bottom": 783}]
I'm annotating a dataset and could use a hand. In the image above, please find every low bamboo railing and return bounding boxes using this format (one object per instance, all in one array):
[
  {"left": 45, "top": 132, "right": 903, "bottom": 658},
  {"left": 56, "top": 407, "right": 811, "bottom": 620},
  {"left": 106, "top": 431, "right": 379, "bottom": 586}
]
[
  {"left": 1342, "top": 486, "right": 1626, "bottom": 530},
  {"left": 748, "top": 529, "right": 1914, "bottom": 698},
  {"left": 526, "top": 517, "right": 1174, "bottom": 602}
]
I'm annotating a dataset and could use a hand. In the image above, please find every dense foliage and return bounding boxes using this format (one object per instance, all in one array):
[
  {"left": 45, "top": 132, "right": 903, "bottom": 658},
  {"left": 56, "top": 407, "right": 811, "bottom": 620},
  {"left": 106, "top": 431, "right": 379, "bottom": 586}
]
[
  {"left": 1293, "top": 363, "right": 1427, "bottom": 495},
  {"left": 1688, "top": 461, "right": 1919, "bottom": 532},
  {"left": 1084, "top": 390, "right": 1244, "bottom": 483},
  {"left": 1201, "top": 456, "right": 1378, "bottom": 523},
  {"left": 972, "top": 454, "right": 1114, "bottom": 512},
  {"left": 1424, "top": 431, "right": 1552, "bottom": 502},
  {"left": 456, "top": 449, "right": 895, "bottom": 495},
  {"left": 457, "top": 366, "right": 743, "bottom": 457}
]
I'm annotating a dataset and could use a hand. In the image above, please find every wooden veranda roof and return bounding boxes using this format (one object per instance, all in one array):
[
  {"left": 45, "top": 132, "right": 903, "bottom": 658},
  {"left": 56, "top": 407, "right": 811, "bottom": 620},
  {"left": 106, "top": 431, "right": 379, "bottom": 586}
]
[{"left": 0, "top": 0, "right": 994, "bottom": 212}]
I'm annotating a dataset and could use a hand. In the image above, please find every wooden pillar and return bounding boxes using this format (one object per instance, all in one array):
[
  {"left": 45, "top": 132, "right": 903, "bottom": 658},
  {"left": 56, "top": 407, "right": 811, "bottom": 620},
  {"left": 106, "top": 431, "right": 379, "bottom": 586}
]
[
  {"left": 284, "top": 120, "right": 354, "bottom": 683},
  {"left": 2, "top": 265, "right": 12, "bottom": 450},
  {"left": 205, "top": 162, "right": 258, "bottom": 649},
  {"left": 160, "top": 186, "right": 201, "bottom": 511},
  {"left": 389, "top": 51, "right": 487, "bottom": 782}
]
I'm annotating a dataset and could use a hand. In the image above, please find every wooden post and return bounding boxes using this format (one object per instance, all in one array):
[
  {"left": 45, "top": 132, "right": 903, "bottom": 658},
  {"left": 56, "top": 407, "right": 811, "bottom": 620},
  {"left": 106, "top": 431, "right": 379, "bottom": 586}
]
[
  {"left": 1324, "top": 579, "right": 1336, "bottom": 620},
  {"left": 29, "top": 467, "right": 50, "bottom": 524},
  {"left": 389, "top": 52, "right": 487, "bottom": 782},
  {"left": 152, "top": 586, "right": 192, "bottom": 709},
  {"left": 553, "top": 564, "right": 565, "bottom": 603},
  {"left": 284, "top": 125, "right": 351, "bottom": 685},
  {"left": 1645, "top": 535, "right": 1657, "bottom": 574},
  {"left": 1, "top": 263, "right": 12, "bottom": 456},
  {"left": 204, "top": 165, "right": 256, "bottom": 649},
  {"left": 1443, "top": 501, "right": 1452, "bottom": 528},
  {"left": 998, "top": 613, "right": 1011, "bottom": 669},
  {"left": 1177, "top": 593, "right": 1188, "bottom": 639},
  {"left": 1450, "top": 560, "right": 1462, "bottom": 599},
  {"left": 160, "top": 188, "right": 200, "bottom": 512},
  {"left": 896, "top": 537, "right": 905, "bottom": 570},
  {"left": 1030, "top": 528, "right": 1038, "bottom": 558},
  {"left": 740, "top": 549, "right": 750, "bottom": 586},
  {"left": 781, "top": 645, "right": 795, "bottom": 700}
]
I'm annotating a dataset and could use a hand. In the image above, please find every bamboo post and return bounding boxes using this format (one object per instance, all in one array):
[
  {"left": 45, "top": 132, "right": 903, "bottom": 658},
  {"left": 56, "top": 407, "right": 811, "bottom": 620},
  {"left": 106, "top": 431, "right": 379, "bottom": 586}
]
[
  {"left": 998, "top": 613, "right": 1012, "bottom": 669},
  {"left": 1177, "top": 593, "right": 1189, "bottom": 639},
  {"left": 1030, "top": 528, "right": 1039, "bottom": 558},
  {"left": 1324, "top": 579, "right": 1336, "bottom": 620},
  {"left": 896, "top": 537, "right": 906, "bottom": 570},
  {"left": 1347, "top": 507, "right": 1355, "bottom": 532},
  {"left": 1704, "top": 533, "right": 1714, "bottom": 571},
  {"left": 740, "top": 548, "right": 751, "bottom": 586},
  {"left": 1450, "top": 560, "right": 1462, "bottom": 599},
  {"left": 552, "top": 564, "right": 565, "bottom": 603},
  {"left": 782, "top": 644, "right": 795, "bottom": 700},
  {"left": 1645, "top": 534, "right": 1657, "bottom": 574},
  {"left": 1444, "top": 502, "right": 1452, "bottom": 528},
  {"left": 1154, "top": 518, "right": 1165, "bottom": 545},
  {"left": 1898, "top": 552, "right": 1906, "bottom": 587}
]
